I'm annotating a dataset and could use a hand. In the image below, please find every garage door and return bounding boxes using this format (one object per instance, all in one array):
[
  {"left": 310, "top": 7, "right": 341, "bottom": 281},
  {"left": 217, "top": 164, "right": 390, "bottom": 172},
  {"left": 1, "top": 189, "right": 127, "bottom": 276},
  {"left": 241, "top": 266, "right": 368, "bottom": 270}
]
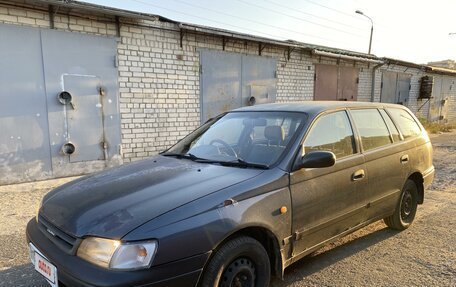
[
  {"left": 40, "top": 29, "right": 120, "bottom": 170},
  {"left": 200, "top": 50, "right": 277, "bottom": 123},
  {"left": 380, "top": 72, "right": 411, "bottom": 105},
  {"left": 0, "top": 24, "right": 120, "bottom": 184},
  {"left": 314, "top": 64, "right": 358, "bottom": 101},
  {"left": 429, "top": 76, "right": 453, "bottom": 122},
  {"left": 0, "top": 24, "right": 52, "bottom": 184}
]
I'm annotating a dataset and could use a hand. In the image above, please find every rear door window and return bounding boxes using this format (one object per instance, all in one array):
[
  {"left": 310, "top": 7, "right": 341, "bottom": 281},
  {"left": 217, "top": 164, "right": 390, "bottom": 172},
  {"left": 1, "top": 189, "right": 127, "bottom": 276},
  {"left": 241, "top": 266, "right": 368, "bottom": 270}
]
[
  {"left": 350, "top": 109, "right": 392, "bottom": 151},
  {"left": 304, "top": 111, "right": 355, "bottom": 159},
  {"left": 379, "top": 109, "right": 401, "bottom": 142},
  {"left": 387, "top": 108, "right": 422, "bottom": 139}
]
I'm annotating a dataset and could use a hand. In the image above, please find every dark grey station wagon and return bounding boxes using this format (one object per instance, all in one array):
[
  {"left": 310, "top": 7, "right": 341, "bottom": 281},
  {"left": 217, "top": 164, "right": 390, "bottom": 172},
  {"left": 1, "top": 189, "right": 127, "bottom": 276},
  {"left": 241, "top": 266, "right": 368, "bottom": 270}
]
[{"left": 27, "top": 102, "right": 434, "bottom": 287}]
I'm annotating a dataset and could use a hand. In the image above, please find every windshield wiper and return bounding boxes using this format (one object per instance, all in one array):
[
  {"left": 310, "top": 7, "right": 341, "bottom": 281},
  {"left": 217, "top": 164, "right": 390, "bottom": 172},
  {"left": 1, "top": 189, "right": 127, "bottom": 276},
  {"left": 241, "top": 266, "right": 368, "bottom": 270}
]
[
  {"left": 222, "top": 158, "right": 269, "bottom": 169},
  {"left": 160, "top": 152, "right": 201, "bottom": 161},
  {"left": 161, "top": 153, "right": 268, "bottom": 169}
]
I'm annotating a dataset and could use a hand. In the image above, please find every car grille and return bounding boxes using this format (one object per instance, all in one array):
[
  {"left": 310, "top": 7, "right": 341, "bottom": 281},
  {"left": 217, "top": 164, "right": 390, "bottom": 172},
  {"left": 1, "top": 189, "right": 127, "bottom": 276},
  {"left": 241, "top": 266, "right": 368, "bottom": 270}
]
[{"left": 37, "top": 215, "right": 81, "bottom": 255}]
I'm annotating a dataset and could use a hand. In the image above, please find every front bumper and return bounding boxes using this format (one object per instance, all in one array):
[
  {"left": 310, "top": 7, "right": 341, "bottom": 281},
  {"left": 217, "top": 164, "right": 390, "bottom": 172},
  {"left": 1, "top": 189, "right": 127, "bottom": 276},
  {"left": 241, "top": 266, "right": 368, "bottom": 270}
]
[{"left": 26, "top": 219, "right": 209, "bottom": 287}]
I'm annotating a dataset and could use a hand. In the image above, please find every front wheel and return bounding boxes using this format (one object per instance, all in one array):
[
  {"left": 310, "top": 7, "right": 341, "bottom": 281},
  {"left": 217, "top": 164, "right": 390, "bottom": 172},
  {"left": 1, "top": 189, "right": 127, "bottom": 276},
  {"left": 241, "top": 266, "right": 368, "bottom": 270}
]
[
  {"left": 384, "top": 179, "right": 419, "bottom": 230},
  {"left": 200, "top": 236, "right": 271, "bottom": 287}
]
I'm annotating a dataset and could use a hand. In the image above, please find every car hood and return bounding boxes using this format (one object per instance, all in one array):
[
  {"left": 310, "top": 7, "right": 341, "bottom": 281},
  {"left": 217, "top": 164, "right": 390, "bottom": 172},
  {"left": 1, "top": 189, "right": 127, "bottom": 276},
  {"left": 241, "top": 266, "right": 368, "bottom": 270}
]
[{"left": 39, "top": 156, "right": 264, "bottom": 239}]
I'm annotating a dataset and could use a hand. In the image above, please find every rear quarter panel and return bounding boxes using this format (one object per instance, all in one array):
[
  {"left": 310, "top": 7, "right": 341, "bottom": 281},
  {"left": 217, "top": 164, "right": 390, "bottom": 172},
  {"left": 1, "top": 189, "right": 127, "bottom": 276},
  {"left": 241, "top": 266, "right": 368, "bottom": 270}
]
[
  {"left": 409, "top": 134, "right": 434, "bottom": 187},
  {"left": 407, "top": 109, "right": 434, "bottom": 186}
]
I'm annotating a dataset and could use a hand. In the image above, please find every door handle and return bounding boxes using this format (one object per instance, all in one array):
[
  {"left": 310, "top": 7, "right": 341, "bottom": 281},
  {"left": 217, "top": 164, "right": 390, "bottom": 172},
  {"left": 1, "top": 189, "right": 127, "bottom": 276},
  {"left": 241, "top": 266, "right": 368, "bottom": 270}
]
[
  {"left": 400, "top": 155, "right": 409, "bottom": 164},
  {"left": 352, "top": 169, "right": 365, "bottom": 181}
]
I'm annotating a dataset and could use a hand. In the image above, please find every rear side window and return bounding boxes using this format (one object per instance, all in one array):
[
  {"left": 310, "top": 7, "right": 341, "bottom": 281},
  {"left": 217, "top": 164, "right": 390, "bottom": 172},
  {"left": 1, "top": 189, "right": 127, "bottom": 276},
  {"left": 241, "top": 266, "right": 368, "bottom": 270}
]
[
  {"left": 379, "top": 109, "right": 401, "bottom": 142},
  {"left": 387, "top": 108, "right": 421, "bottom": 139},
  {"left": 350, "top": 109, "right": 392, "bottom": 151},
  {"left": 304, "top": 111, "right": 355, "bottom": 159}
]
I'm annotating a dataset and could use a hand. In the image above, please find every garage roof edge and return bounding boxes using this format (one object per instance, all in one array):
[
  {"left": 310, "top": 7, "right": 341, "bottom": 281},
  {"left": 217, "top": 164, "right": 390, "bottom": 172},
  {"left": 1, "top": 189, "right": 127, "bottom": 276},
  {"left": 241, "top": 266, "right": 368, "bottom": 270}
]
[
  {"left": 178, "top": 22, "right": 380, "bottom": 62},
  {"left": 383, "top": 57, "right": 456, "bottom": 76},
  {"left": 4, "top": 0, "right": 456, "bottom": 75},
  {"left": 32, "top": 0, "right": 173, "bottom": 22}
]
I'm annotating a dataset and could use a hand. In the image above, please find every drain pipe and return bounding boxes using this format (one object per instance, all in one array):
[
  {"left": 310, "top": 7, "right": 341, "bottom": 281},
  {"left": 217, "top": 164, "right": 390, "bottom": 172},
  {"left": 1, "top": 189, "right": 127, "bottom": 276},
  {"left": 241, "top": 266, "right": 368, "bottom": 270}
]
[{"left": 371, "top": 61, "right": 385, "bottom": 102}]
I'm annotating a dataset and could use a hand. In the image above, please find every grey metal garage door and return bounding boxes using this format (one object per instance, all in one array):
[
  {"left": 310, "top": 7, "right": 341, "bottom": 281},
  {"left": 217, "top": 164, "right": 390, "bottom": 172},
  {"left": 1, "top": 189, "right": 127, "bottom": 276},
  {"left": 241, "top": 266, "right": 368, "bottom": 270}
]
[
  {"left": 200, "top": 50, "right": 277, "bottom": 123},
  {"left": 380, "top": 72, "right": 411, "bottom": 105},
  {"left": 0, "top": 24, "right": 120, "bottom": 185},
  {"left": 40, "top": 28, "right": 120, "bottom": 174},
  {"left": 0, "top": 24, "right": 52, "bottom": 183},
  {"left": 429, "top": 76, "right": 453, "bottom": 122}
]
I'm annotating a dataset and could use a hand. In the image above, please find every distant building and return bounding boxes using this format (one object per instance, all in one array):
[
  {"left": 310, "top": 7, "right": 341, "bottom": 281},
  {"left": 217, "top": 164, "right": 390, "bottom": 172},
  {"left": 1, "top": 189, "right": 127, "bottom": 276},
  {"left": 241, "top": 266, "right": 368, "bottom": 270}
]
[{"left": 428, "top": 59, "right": 456, "bottom": 70}]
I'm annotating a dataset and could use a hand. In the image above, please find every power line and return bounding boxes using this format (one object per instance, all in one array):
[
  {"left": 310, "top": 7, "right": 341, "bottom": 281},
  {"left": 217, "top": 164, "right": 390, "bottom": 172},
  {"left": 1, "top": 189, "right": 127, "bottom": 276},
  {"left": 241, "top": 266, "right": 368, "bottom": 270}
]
[
  {"left": 262, "top": 0, "right": 364, "bottom": 31},
  {"left": 128, "top": 0, "right": 358, "bottom": 48},
  {"left": 171, "top": 0, "right": 351, "bottom": 45},
  {"left": 302, "top": 0, "right": 363, "bottom": 20},
  {"left": 301, "top": 0, "right": 393, "bottom": 31},
  {"left": 128, "top": 0, "right": 288, "bottom": 40},
  {"left": 235, "top": 0, "right": 364, "bottom": 38}
]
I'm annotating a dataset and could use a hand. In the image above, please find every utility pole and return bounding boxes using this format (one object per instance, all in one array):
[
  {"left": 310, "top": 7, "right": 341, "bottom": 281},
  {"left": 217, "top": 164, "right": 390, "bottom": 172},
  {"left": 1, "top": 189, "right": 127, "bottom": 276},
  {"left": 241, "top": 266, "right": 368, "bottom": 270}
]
[{"left": 356, "top": 10, "right": 374, "bottom": 54}]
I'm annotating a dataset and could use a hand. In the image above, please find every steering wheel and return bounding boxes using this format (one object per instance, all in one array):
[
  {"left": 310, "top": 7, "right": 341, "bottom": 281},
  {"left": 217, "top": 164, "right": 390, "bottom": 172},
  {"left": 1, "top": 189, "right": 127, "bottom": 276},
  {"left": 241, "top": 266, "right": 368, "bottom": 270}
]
[{"left": 209, "top": 139, "right": 238, "bottom": 158}]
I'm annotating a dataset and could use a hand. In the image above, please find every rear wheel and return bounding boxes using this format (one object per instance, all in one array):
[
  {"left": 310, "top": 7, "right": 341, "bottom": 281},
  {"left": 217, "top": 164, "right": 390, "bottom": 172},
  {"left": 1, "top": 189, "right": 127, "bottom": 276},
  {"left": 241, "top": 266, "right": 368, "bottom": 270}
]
[
  {"left": 200, "top": 236, "right": 271, "bottom": 287},
  {"left": 384, "top": 179, "right": 418, "bottom": 230}
]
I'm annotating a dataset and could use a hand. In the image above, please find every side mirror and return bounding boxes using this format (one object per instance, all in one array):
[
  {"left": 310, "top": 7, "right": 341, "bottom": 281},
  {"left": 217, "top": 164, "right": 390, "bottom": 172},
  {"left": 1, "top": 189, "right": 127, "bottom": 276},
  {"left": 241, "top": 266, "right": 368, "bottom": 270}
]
[{"left": 299, "top": 151, "right": 336, "bottom": 169}]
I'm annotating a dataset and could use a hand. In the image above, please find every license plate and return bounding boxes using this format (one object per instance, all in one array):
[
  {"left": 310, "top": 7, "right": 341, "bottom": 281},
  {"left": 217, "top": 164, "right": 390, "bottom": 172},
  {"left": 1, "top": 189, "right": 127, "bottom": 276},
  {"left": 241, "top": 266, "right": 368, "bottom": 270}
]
[{"left": 29, "top": 243, "right": 58, "bottom": 287}]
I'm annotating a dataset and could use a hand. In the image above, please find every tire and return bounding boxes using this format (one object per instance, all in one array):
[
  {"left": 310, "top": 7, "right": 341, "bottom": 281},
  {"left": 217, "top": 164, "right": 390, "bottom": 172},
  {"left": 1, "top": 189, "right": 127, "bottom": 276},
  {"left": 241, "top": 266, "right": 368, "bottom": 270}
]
[
  {"left": 384, "top": 179, "right": 419, "bottom": 230},
  {"left": 200, "top": 236, "right": 271, "bottom": 287}
]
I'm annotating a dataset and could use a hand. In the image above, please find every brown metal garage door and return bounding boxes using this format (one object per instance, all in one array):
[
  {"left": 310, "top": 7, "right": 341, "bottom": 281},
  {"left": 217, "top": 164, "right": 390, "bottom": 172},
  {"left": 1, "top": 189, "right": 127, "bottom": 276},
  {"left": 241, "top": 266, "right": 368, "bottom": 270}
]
[
  {"left": 314, "top": 64, "right": 338, "bottom": 101},
  {"left": 314, "top": 64, "right": 358, "bottom": 101}
]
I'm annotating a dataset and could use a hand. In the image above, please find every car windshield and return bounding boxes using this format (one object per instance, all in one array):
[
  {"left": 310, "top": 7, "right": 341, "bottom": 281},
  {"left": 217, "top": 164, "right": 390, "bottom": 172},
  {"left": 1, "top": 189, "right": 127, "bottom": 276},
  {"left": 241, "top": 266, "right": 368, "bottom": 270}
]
[{"left": 165, "top": 111, "right": 306, "bottom": 167}]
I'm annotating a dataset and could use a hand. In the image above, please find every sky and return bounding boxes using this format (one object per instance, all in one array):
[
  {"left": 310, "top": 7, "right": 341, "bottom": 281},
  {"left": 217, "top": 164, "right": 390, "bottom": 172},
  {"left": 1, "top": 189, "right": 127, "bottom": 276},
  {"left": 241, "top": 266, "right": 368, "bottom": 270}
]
[{"left": 82, "top": 0, "right": 456, "bottom": 64}]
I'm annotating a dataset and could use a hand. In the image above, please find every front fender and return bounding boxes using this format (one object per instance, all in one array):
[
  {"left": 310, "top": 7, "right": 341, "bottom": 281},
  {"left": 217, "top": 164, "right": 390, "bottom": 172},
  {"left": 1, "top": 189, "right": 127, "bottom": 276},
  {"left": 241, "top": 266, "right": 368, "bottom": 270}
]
[{"left": 123, "top": 171, "right": 292, "bottom": 269}]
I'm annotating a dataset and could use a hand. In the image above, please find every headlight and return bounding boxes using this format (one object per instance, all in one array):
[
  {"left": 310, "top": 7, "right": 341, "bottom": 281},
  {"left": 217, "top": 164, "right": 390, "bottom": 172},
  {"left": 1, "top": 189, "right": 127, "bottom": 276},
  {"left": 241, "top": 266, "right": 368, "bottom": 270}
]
[
  {"left": 77, "top": 237, "right": 158, "bottom": 270},
  {"left": 110, "top": 241, "right": 157, "bottom": 270},
  {"left": 77, "top": 237, "right": 119, "bottom": 268}
]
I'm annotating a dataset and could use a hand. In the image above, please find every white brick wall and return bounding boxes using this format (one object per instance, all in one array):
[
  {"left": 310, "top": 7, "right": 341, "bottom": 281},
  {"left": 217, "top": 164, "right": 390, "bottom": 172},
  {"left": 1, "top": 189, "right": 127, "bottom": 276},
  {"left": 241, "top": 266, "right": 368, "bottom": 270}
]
[
  {"left": 277, "top": 51, "right": 314, "bottom": 102},
  {"left": 1, "top": 1, "right": 455, "bottom": 164},
  {"left": 116, "top": 21, "right": 201, "bottom": 161},
  {"left": 357, "top": 64, "right": 373, "bottom": 102}
]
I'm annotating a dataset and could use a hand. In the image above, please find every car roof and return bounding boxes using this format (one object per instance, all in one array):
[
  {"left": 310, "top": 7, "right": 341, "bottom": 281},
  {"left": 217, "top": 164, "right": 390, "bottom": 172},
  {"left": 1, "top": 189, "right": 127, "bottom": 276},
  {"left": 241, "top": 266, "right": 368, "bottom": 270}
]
[{"left": 232, "top": 101, "right": 406, "bottom": 116}]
